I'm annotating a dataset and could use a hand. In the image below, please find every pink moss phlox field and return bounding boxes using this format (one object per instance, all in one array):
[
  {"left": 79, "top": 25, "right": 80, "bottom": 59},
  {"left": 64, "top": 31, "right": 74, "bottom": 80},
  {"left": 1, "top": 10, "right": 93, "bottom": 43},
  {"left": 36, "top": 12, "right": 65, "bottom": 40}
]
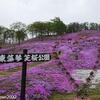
[{"left": 0, "top": 31, "right": 100, "bottom": 99}]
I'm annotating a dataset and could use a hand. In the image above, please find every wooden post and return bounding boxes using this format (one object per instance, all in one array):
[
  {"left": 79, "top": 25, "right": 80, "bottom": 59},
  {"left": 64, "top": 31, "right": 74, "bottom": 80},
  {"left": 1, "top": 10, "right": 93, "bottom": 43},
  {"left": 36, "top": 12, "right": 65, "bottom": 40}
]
[{"left": 20, "top": 49, "right": 27, "bottom": 100}]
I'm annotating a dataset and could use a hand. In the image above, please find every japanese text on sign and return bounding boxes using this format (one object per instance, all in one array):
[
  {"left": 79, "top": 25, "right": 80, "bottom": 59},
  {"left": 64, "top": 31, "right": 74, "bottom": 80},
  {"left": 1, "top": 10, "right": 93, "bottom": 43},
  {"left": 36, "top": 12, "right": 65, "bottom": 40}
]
[{"left": 0, "top": 53, "right": 51, "bottom": 63}]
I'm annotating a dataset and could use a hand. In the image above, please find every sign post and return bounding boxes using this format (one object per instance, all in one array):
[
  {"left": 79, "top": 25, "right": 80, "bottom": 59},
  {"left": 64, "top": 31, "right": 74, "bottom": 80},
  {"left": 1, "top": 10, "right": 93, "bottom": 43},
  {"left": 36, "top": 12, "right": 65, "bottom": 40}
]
[
  {"left": 0, "top": 49, "right": 51, "bottom": 100},
  {"left": 20, "top": 49, "right": 27, "bottom": 100}
]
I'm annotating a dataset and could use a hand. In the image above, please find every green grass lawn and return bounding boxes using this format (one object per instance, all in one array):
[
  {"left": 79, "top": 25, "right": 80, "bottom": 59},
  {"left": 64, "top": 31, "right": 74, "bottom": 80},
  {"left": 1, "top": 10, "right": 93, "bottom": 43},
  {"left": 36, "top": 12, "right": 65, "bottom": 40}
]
[
  {"left": 50, "top": 92, "right": 75, "bottom": 100},
  {"left": 50, "top": 92, "right": 100, "bottom": 100}
]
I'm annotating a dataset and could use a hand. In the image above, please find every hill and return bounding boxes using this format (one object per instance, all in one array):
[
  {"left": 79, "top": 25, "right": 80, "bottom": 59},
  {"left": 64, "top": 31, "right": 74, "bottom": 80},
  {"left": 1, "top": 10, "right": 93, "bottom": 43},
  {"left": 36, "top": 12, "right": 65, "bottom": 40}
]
[{"left": 0, "top": 30, "right": 100, "bottom": 100}]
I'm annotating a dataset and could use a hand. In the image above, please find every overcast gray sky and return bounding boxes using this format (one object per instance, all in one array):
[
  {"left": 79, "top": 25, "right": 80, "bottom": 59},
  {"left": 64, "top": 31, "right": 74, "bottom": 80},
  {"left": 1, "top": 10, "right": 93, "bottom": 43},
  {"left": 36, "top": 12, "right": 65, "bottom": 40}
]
[{"left": 0, "top": 0, "right": 100, "bottom": 27}]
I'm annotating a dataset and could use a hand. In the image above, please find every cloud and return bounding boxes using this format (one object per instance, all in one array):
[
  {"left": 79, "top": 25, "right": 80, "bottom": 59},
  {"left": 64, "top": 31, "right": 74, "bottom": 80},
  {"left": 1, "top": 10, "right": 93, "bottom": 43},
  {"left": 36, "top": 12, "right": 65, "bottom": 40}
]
[{"left": 0, "top": 0, "right": 100, "bottom": 27}]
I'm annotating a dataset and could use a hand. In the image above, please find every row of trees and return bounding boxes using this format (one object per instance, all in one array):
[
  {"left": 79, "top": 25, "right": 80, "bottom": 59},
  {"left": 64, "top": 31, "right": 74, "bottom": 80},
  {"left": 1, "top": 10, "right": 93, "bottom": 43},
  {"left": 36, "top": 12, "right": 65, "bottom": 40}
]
[
  {"left": 0, "top": 22, "right": 27, "bottom": 46},
  {"left": 0, "top": 17, "right": 100, "bottom": 46}
]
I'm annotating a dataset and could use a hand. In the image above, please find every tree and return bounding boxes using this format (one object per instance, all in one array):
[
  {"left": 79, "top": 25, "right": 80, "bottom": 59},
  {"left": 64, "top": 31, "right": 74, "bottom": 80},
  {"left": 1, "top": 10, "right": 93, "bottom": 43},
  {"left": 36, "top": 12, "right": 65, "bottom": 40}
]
[
  {"left": 50, "top": 17, "right": 66, "bottom": 35},
  {"left": 90, "top": 23, "right": 99, "bottom": 30},
  {"left": 98, "top": 24, "right": 100, "bottom": 31},
  {"left": 27, "top": 21, "right": 54, "bottom": 38},
  {"left": 5, "top": 29, "right": 16, "bottom": 44},
  {"left": 27, "top": 21, "right": 45, "bottom": 37},
  {"left": 67, "top": 22, "right": 80, "bottom": 33},
  {"left": 0, "top": 26, "right": 9, "bottom": 46},
  {"left": 80, "top": 22, "right": 89, "bottom": 30},
  {"left": 0, "top": 26, "right": 4, "bottom": 42},
  {"left": 10, "top": 22, "right": 27, "bottom": 44}
]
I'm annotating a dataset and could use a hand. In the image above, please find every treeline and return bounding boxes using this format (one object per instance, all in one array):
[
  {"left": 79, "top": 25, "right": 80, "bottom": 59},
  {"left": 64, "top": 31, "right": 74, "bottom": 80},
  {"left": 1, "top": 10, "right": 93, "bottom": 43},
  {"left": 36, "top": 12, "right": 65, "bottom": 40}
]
[{"left": 0, "top": 17, "right": 100, "bottom": 46}]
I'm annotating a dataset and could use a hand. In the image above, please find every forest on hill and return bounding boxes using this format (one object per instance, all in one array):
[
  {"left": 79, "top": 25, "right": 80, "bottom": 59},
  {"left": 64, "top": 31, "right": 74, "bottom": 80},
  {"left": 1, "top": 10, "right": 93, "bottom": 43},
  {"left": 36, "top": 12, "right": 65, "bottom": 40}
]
[{"left": 0, "top": 17, "right": 100, "bottom": 46}]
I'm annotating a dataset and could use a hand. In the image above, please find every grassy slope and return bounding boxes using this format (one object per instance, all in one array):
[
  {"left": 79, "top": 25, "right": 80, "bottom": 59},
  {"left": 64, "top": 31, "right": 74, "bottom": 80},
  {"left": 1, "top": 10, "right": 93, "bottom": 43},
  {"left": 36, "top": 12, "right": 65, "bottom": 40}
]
[{"left": 50, "top": 92, "right": 100, "bottom": 100}]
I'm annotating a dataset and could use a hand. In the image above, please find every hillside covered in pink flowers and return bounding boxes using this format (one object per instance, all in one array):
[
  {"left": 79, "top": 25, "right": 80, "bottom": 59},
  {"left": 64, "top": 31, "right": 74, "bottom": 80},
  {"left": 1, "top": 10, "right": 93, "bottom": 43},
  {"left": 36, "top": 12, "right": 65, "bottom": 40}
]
[{"left": 0, "top": 30, "right": 100, "bottom": 100}]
